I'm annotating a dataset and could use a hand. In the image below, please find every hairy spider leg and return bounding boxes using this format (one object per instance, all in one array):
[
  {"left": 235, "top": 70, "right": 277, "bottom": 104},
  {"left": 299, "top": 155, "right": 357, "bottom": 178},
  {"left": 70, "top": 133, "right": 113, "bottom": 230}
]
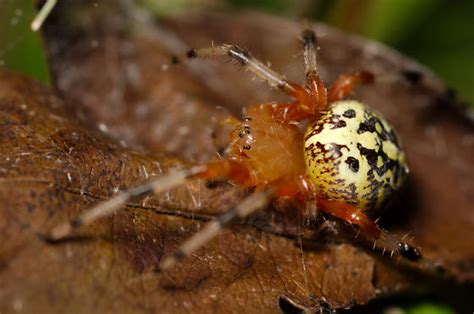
[
  {"left": 261, "top": 169, "right": 436, "bottom": 271},
  {"left": 271, "top": 70, "right": 375, "bottom": 122},
  {"left": 168, "top": 33, "right": 361, "bottom": 123},
  {"left": 273, "top": 29, "right": 375, "bottom": 122},
  {"left": 328, "top": 71, "right": 375, "bottom": 103},
  {"left": 302, "top": 22, "right": 374, "bottom": 105},
  {"left": 301, "top": 28, "right": 327, "bottom": 110},
  {"left": 159, "top": 190, "right": 271, "bottom": 271},
  {"left": 316, "top": 196, "right": 444, "bottom": 273},
  {"left": 170, "top": 44, "right": 318, "bottom": 112},
  {"left": 172, "top": 44, "right": 297, "bottom": 94},
  {"left": 159, "top": 175, "right": 314, "bottom": 271},
  {"left": 301, "top": 29, "right": 318, "bottom": 80},
  {"left": 270, "top": 28, "right": 328, "bottom": 122},
  {"left": 49, "top": 160, "right": 253, "bottom": 240}
]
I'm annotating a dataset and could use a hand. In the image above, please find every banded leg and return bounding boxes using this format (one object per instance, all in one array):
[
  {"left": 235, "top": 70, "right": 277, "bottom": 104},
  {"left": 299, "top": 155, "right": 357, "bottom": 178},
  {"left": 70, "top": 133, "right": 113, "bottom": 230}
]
[
  {"left": 301, "top": 29, "right": 318, "bottom": 80},
  {"left": 159, "top": 190, "right": 271, "bottom": 271},
  {"left": 301, "top": 28, "right": 327, "bottom": 109},
  {"left": 327, "top": 71, "right": 374, "bottom": 103},
  {"left": 49, "top": 160, "right": 252, "bottom": 240},
  {"left": 270, "top": 28, "right": 329, "bottom": 122},
  {"left": 316, "top": 197, "right": 444, "bottom": 273},
  {"left": 169, "top": 44, "right": 316, "bottom": 102},
  {"left": 159, "top": 174, "right": 314, "bottom": 271}
]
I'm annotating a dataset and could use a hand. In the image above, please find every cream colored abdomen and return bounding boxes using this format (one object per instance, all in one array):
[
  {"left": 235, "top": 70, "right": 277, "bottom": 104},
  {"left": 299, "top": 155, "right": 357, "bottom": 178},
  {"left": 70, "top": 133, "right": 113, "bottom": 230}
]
[{"left": 304, "top": 101, "right": 408, "bottom": 212}]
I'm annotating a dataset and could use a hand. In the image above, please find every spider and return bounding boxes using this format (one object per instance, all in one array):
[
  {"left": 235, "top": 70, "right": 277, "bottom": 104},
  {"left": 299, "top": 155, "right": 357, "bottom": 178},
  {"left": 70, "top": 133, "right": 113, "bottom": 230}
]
[{"left": 49, "top": 27, "right": 442, "bottom": 273}]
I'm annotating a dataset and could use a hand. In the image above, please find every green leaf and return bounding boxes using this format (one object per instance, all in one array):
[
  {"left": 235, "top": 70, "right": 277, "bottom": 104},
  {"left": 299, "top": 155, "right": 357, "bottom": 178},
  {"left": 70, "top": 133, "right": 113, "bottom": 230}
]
[
  {"left": 0, "top": 0, "right": 50, "bottom": 85},
  {"left": 406, "top": 303, "right": 455, "bottom": 314},
  {"left": 361, "top": 0, "right": 441, "bottom": 45},
  {"left": 398, "top": 1, "right": 474, "bottom": 106}
]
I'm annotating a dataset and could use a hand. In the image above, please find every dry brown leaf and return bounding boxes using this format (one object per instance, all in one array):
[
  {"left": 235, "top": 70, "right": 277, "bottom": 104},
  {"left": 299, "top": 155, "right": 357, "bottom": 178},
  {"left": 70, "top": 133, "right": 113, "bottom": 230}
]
[{"left": 1, "top": 5, "right": 473, "bottom": 313}]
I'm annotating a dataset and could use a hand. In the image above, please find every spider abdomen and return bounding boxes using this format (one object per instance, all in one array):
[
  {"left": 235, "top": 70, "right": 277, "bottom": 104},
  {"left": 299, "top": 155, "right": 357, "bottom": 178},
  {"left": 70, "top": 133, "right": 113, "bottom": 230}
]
[{"left": 304, "top": 100, "right": 409, "bottom": 211}]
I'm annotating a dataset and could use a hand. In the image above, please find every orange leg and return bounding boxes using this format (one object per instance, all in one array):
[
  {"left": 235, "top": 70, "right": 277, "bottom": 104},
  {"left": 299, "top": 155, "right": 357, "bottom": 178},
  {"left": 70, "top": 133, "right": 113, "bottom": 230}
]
[
  {"left": 328, "top": 71, "right": 374, "bottom": 103},
  {"left": 273, "top": 27, "right": 330, "bottom": 122},
  {"left": 316, "top": 196, "right": 424, "bottom": 263},
  {"left": 49, "top": 159, "right": 253, "bottom": 240},
  {"left": 316, "top": 197, "right": 381, "bottom": 239},
  {"left": 271, "top": 103, "right": 316, "bottom": 122},
  {"left": 301, "top": 28, "right": 328, "bottom": 113},
  {"left": 274, "top": 71, "right": 373, "bottom": 122},
  {"left": 273, "top": 84, "right": 319, "bottom": 121},
  {"left": 272, "top": 77, "right": 328, "bottom": 122},
  {"left": 272, "top": 175, "right": 315, "bottom": 203},
  {"left": 194, "top": 159, "right": 254, "bottom": 187}
]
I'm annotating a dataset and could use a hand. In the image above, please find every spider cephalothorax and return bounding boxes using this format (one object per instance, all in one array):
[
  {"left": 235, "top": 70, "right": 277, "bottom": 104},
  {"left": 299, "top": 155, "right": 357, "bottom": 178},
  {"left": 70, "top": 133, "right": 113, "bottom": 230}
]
[{"left": 50, "top": 27, "right": 441, "bottom": 272}]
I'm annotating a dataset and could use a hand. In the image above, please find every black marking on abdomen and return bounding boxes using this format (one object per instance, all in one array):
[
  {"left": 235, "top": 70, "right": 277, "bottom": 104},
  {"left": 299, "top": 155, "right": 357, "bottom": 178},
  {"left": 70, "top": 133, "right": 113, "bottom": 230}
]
[
  {"left": 357, "top": 116, "right": 376, "bottom": 134},
  {"left": 331, "top": 119, "right": 346, "bottom": 129},
  {"left": 343, "top": 109, "right": 356, "bottom": 118},
  {"left": 345, "top": 156, "right": 360, "bottom": 172},
  {"left": 315, "top": 142, "right": 349, "bottom": 160}
]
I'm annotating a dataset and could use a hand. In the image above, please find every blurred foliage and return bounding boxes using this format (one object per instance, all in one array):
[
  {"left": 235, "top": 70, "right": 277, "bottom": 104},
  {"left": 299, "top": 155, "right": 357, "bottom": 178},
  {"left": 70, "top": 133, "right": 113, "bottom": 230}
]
[
  {"left": 405, "top": 303, "right": 454, "bottom": 314},
  {"left": 221, "top": 0, "right": 474, "bottom": 106},
  {"left": 397, "top": 1, "right": 474, "bottom": 108},
  {"left": 0, "top": 0, "right": 50, "bottom": 85},
  {"left": 1, "top": 0, "right": 472, "bottom": 104},
  {"left": 314, "top": 0, "right": 474, "bottom": 107},
  {"left": 147, "top": 0, "right": 474, "bottom": 106}
]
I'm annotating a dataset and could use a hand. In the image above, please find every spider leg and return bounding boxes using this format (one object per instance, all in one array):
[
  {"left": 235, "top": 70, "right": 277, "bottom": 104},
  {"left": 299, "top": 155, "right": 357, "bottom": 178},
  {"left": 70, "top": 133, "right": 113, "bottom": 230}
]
[
  {"left": 159, "top": 190, "right": 271, "bottom": 271},
  {"left": 301, "top": 29, "right": 318, "bottom": 80},
  {"left": 49, "top": 160, "right": 252, "bottom": 240},
  {"left": 170, "top": 33, "right": 342, "bottom": 121},
  {"left": 301, "top": 28, "right": 328, "bottom": 109},
  {"left": 327, "top": 71, "right": 375, "bottom": 102},
  {"left": 316, "top": 197, "right": 445, "bottom": 274},
  {"left": 159, "top": 174, "right": 314, "bottom": 271},
  {"left": 169, "top": 44, "right": 318, "bottom": 104},
  {"left": 269, "top": 28, "right": 329, "bottom": 121}
]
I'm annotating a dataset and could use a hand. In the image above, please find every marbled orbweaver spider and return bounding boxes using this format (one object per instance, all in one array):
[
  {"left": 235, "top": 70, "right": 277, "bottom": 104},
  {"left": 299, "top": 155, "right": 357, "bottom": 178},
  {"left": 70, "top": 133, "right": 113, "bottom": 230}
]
[{"left": 50, "top": 28, "right": 441, "bottom": 273}]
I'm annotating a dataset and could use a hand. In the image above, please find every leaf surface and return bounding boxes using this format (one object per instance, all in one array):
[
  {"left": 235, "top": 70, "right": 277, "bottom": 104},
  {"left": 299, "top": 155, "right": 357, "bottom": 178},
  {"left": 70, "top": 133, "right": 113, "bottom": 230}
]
[{"left": 1, "top": 7, "right": 473, "bottom": 313}]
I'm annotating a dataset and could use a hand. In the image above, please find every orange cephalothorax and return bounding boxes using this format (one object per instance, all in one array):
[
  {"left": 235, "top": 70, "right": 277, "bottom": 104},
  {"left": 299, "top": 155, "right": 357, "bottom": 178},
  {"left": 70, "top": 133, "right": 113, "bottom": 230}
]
[{"left": 228, "top": 104, "right": 306, "bottom": 186}]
